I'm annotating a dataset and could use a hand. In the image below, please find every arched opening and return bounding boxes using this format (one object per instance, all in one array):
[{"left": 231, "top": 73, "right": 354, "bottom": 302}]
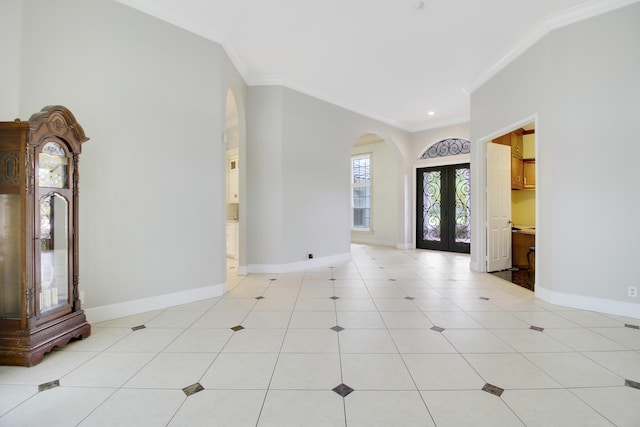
[
  {"left": 349, "top": 133, "right": 403, "bottom": 248},
  {"left": 224, "top": 88, "right": 241, "bottom": 272}
]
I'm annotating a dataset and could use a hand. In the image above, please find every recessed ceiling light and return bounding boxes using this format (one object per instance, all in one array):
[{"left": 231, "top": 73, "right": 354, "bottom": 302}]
[{"left": 428, "top": 111, "right": 435, "bottom": 116}]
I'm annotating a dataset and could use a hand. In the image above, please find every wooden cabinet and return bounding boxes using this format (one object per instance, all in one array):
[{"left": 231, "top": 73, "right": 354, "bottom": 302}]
[
  {"left": 511, "top": 155, "right": 523, "bottom": 190},
  {"left": 512, "top": 231, "right": 535, "bottom": 269},
  {"left": 523, "top": 160, "right": 536, "bottom": 189},
  {"left": 0, "top": 106, "right": 91, "bottom": 366},
  {"left": 511, "top": 129, "right": 523, "bottom": 158}
]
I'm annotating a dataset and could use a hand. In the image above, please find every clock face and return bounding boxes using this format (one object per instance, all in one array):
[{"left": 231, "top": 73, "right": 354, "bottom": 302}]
[{"left": 38, "top": 142, "right": 68, "bottom": 189}]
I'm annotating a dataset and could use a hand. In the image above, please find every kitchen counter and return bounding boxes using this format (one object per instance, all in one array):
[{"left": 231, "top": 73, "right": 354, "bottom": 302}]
[{"left": 513, "top": 225, "right": 535, "bottom": 235}]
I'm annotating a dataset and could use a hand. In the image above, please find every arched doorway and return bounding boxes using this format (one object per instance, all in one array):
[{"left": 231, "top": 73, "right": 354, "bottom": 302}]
[
  {"left": 349, "top": 133, "right": 403, "bottom": 247},
  {"left": 225, "top": 89, "right": 241, "bottom": 270}
]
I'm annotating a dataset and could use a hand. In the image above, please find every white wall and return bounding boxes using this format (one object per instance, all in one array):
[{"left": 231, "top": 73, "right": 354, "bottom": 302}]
[
  {"left": 471, "top": 3, "right": 640, "bottom": 317},
  {"left": 0, "top": 0, "right": 23, "bottom": 119},
  {"left": 6, "top": 0, "right": 245, "bottom": 320},
  {"left": 351, "top": 139, "right": 400, "bottom": 247}
]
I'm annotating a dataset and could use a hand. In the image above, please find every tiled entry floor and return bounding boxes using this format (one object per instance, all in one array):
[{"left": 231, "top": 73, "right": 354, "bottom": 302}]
[{"left": 1, "top": 244, "right": 639, "bottom": 426}]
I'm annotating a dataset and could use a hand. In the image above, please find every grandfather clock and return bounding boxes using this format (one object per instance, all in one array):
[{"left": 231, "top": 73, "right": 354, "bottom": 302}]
[{"left": 0, "top": 106, "right": 91, "bottom": 366}]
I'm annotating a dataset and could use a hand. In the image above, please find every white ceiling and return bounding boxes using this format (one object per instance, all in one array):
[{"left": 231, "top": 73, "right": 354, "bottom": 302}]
[{"left": 115, "top": 0, "right": 636, "bottom": 131}]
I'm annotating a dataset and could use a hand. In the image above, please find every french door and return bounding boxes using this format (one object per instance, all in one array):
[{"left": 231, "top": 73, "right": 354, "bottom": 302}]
[{"left": 417, "top": 164, "right": 470, "bottom": 253}]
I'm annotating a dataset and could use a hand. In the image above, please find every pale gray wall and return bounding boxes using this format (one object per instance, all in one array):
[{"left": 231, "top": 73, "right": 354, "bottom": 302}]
[
  {"left": 0, "top": 0, "right": 23, "bottom": 119},
  {"left": 471, "top": 3, "right": 640, "bottom": 309},
  {"left": 11, "top": 0, "right": 236, "bottom": 309},
  {"left": 246, "top": 86, "right": 412, "bottom": 267}
]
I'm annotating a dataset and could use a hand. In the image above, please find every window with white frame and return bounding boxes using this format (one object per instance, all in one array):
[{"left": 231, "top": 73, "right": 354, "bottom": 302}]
[{"left": 351, "top": 154, "right": 371, "bottom": 230}]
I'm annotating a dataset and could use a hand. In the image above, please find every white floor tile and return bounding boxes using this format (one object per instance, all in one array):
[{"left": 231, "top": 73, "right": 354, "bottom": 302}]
[
  {"left": 338, "top": 329, "right": 397, "bottom": 353},
  {"left": 380, "top": 311, "right": 433, "bottom": 329},
  {"left": 0, "top": 351, "right": 97, "bottom": 386},
  {"left": 341, "top": 354, "right": 415, "bottom": 390},
  {"left": 464, "top": 353, "right": 561, "bottom": 389},
  {"left": 336, "top": 311, "right": 386, "bottom": 328},
  {"left": 389, "top": 329, "right": 457, "bottom": 353},
  {"left": 289, "top": 311, "right": 337, "bottom": 329},
  {"left": 270, "top": 353, "right": 341, "bottom": 389},
  {"left": 125, "top": 353, "right": 215, "bottom": 388},
  {"left": 490, "top": 328, "right": 573, "bottom": 353},
  {"left": 242, "top": 311, "right": 292, "bottom": 328},
  {"left": 581, "top": 350, "right": 640, "bottom": 381},
  {"left": 443, "top": 329, "right": 516, "bottom": 353},
  {"left": 502, "top": 389, "right": 615, "bottom": 427},
  {"left": 163, "top": 328, "right": 233, "bottom": 352},
  {"left": 345, "top": 391, "right": 435, "bottom": 427},
  {"left": 199, "top": 353, "right": 278, "bottom": 389},
  {"left": 145, "top": 310, "right": 203, "bottom": 328},
  {"left": 223, "top": 329, "right": 286, "bottom": 353},
  {"left": 523, "top": 352, "right": 625, "bottom": 387},
  {"left": 258, "top": 390, "right": 345, "bottom": 427},
  {"left": 468, "top": 312, "right": 531, "bottom": 329},
  {"left": 425, "top": 311, "right": 484, "bottom": 329},
  {"left": 281, "top": 329, "right": 339, "bottom": 353},
  {"left": 544, "top": 328, "right": 627, "bottom": 352},
  {"left": 169, "top": 390, "right": 266, "bottom": 427},
  {"left": 78, "top": 388, "right": 185, "bottom": 427},
  {"left": 0, "top": 386, "right": 114, "bottom": 427},
  {"left": 403, "top": 353, "right": 486, "bottom": 390},
  {"left": 190, "top": 310, "right": 248, "bottom": 328},
  {"left": 590, "top": 327, "right": 640, "bottom": 350},
  {"left": 105, "top": 328, "right": 183, "bottom": 353},
  {"left": 61, "top": 352, "right": 156, "bottom": 387},
  {"left": 0, "top": 385, "right": 38, "bottom": 416},
  {"left": 571, "top": 386, "right": 640, "bottom": 427},
  {"left": 59, "top": 327, "right": 131, "bottom": 352},
  {"left": 421, "top": 390, "right": 525, "bottom": 427}
]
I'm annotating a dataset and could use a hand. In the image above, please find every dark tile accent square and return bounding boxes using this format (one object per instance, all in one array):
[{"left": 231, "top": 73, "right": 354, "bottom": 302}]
[
  {"left": 625, "top": 324, "right": 640, "bottom": 330},
  {"left": 231, "top": 325, "right": 245, "bottom": 332},
  {"left": 183, "top": 383, "right": 204, "bottom": 396},
  {"left": 332, "top": 383, "right": 354, "bottom": 397},
  {"left": 38, "top": 380, "right": 60, "bottom": 392},
  {"left": 625, "top": 379, "right": 640, "bottom": 390},
  {"left": 330, "top": 278, "right": 337, "bottom": 281},
  {"left": 479, "top": 297, "right": 490, "bottom": 301},
  {"left": 388, "top": 278, "right": 396, "bottom": 282},
  {"left": 269, "top": 278, "right": 277, "bottom": 282},
  {"left": 530, "top": 326, "right": 544, "bottom": 332},
  {"left": 330, "top": 296, "right": 340, "bottom": 300},
  {"left": 255, "top": 296, "right": 265, "bottom": 300},
  {"left": 331, "top": 326, "right": 345, "bottom": 332},
  {"left": 431, "top": 326, "right": 445, "bottom": 333},
  {"left": 379, "top": 266, "right": 384, "bottom": 269},
  {"left": 404, "top": 296, "right": 415, "bottom": 301},
  {"left": 482, "top": 383, "right": 504, "bottom": 397},
  {"left": 131, "top": 325, "right": 146, "bottom": 331}
]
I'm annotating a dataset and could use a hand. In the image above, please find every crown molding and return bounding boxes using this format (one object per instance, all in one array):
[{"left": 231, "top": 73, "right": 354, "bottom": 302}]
[{"left": 468, "top": 0, "right": 640, "bottom": 94}]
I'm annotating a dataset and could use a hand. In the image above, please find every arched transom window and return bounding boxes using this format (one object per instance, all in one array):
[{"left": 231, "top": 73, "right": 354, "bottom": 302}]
[{"left": 420, "top": 138, "right": 470, "bottom": 159}]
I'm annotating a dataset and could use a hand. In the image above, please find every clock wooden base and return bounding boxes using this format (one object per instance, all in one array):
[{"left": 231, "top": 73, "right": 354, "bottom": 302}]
[{"left": 0, "top": 312, "right": 91, "bottom": 367}]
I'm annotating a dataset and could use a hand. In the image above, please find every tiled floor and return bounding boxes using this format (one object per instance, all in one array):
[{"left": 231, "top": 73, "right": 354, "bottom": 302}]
[{"left": 1, "top": 244, "right": 639, "bottom": 426}]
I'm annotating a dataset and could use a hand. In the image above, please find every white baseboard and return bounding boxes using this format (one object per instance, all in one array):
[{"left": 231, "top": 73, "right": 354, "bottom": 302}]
[
  {"left": 85, "top": 283, "right": 227, "bottom": 323},
  {"left": 535, "top": 286, "right": 640, "bottom": 320},
  {"left": 246, "top": 252, "right": 352, "bottom": 274},
  {"left": 396, "top": 242, "right": 415, "bottom": 250}
]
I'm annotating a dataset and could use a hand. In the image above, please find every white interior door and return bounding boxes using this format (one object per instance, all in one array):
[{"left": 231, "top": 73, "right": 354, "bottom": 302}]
[{"left": 486, "top": 142, "right": 512, "bottom": 272}]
